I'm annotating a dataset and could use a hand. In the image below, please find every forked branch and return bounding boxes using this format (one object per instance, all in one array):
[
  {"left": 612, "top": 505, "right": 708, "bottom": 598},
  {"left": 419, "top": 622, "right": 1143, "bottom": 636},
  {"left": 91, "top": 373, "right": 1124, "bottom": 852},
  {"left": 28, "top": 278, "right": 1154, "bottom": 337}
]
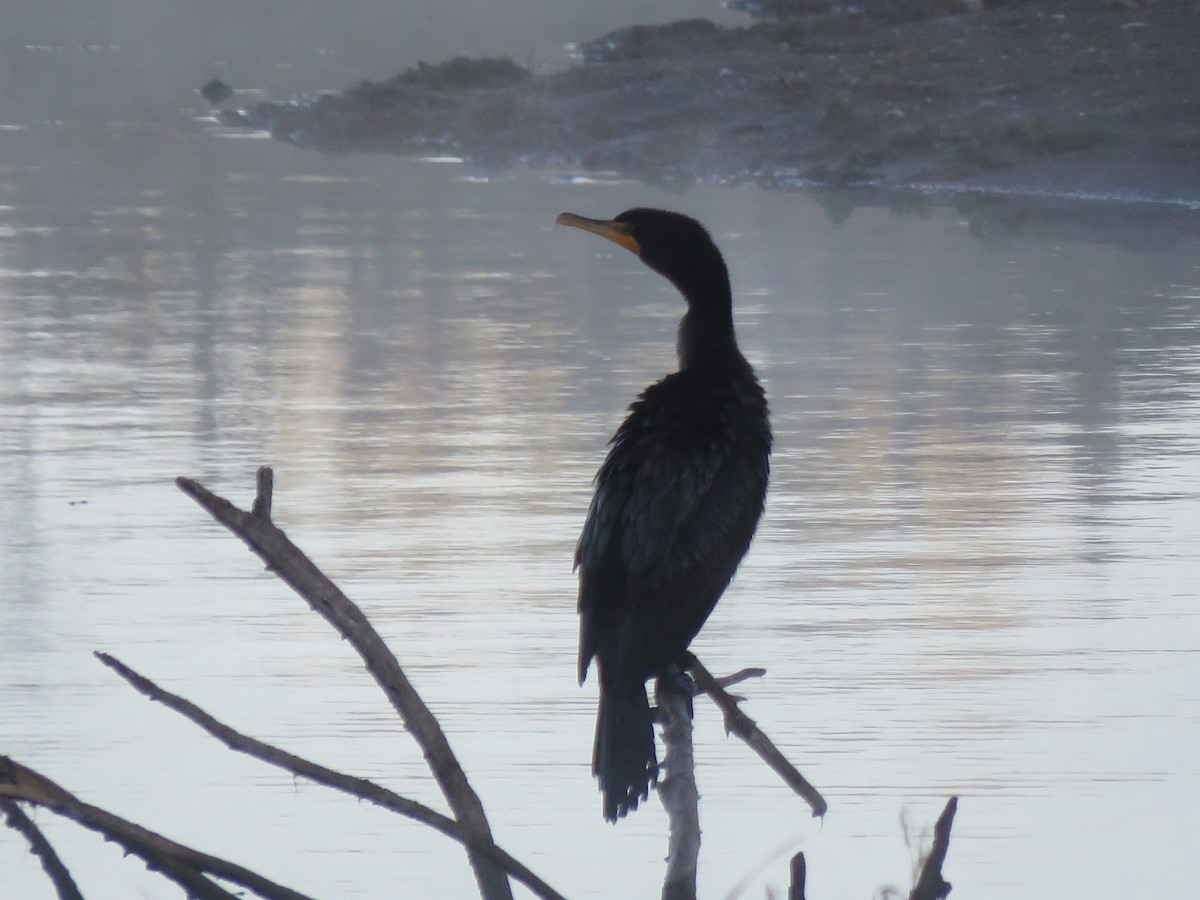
[
  {"left": 680, "top": 651, "right": 827, "bottom": 817},
  {"left": 176, "top": 467, "right": 514, "bottom": 899}
]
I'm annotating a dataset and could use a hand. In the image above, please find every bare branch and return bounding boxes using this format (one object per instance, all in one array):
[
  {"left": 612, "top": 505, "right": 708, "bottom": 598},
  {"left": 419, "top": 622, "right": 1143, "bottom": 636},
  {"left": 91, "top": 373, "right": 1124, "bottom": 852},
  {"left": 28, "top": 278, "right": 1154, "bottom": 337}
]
[
  {"left": 679, "top": 652, "right": 827, "bottom": 818},
  {"left": 94, "top": 652, "right": 566, "bottom": 900},
  {"left": 656, "top": 678, "right": 700, "bottom": 900},
  {"left": 176, "top": 470, "right": 513, "bottom": 900},
  {"left": 0, "top": 756, "right": 313, "bottom": 900},
  {"left": 1, "top": 797, "right": 85, "bottom": 900},
  {"left": 908, "top": 797, "right": 957, "bottom": 900},
  {"left": 789, "top": 851, "right": 807, "bottom": 900}
]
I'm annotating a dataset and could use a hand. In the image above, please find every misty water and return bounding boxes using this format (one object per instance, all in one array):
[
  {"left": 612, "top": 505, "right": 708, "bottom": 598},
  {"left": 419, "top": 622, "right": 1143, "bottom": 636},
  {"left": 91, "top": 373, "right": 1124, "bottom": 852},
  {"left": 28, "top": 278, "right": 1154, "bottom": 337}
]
[{"left": 2, "top": 3, "right": 1198, "bottom": 899}]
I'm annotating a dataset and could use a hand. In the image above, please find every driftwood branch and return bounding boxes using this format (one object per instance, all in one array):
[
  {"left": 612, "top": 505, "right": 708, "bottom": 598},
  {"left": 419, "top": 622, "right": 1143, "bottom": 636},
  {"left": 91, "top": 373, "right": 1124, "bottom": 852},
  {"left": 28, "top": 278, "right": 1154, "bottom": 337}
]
[
  {"left": 0, "top": 756, "right": 313, "bottom": 900},
  {"left": 1, "top": 797, "right": 84, "bottom": 900},
  {"left": 909, "top": 797, "right": 957, "bottom": 900},
  {"left": 656, "top": 678, "right": 701, "bottom": 900},
  {"left": 680, "top": 652, "right": 827, "bottom": 818},
  {"left": 176, "top": 467, "right": 513, "bottom": 900},
  {"left": 94, "top": 651, "right": 566, "bottom": 900}
]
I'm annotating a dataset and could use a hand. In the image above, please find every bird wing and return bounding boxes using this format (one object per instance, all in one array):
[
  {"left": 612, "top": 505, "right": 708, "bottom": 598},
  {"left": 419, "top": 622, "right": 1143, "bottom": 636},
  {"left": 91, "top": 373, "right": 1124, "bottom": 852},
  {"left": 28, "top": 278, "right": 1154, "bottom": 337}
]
[
  {"left": 577, "top": 396, "right": 723, "bottom": 586},
  {"left": 619, "top": 422, "right": 727, "bottom": 582},
  {"left": 576, "top": 379, "right": 766, "bottom": 680}
]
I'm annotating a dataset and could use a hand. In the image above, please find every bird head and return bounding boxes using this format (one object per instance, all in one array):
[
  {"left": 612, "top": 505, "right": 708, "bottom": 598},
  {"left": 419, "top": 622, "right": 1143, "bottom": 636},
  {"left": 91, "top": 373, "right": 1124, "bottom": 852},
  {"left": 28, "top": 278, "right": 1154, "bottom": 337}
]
[{"left": 556, "top": 208, "right": 725, "bottom": 295}]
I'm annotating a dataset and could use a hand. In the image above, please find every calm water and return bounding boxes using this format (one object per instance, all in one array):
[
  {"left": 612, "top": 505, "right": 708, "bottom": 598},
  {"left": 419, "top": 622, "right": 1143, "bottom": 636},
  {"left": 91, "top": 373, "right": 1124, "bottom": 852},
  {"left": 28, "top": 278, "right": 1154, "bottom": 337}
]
[{"left": 2, "top": 4, "right": 1199, "bottom": 899}]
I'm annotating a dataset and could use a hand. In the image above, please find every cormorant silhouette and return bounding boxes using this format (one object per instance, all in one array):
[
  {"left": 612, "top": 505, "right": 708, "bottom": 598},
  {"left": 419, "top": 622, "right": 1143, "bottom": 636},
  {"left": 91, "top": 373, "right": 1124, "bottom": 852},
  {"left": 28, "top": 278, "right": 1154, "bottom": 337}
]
[{"left": 557, "top": 208, "right": 772, "bottom": 821}]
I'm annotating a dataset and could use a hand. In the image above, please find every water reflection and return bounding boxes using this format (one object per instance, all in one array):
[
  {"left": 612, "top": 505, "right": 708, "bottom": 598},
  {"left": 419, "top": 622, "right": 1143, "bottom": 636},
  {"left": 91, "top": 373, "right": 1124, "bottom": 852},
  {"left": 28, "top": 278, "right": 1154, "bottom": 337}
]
[{"left": 2, "top": 6, "right": 1200, "bottom": 900}]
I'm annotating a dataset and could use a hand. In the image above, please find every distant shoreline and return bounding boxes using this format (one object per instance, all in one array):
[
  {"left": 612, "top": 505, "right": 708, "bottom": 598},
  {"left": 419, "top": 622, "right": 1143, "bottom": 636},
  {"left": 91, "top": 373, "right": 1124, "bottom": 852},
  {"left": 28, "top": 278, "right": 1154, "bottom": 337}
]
[{"left": 213, "top": 0, "right": 1200, "bottom": 244}]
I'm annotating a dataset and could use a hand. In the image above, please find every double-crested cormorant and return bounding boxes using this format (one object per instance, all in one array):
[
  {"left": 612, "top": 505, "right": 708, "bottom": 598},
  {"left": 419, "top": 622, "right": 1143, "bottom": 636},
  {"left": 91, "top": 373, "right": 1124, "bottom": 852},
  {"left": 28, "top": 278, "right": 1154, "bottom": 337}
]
[{"left": 556, "top": 208, "right": 772, "bottom": 821}]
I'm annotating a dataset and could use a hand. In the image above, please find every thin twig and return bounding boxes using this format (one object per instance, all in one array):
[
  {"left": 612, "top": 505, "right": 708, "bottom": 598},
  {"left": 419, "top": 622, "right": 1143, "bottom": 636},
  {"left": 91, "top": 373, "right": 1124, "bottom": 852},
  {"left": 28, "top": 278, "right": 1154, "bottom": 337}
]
[
  {"left": 908, "top": 797, "right": 957, "bottom": 900},
  {"left": 680, "top": 652, "right": 827, "bottom": 818},
  {"left": 95, "top": 651, "right": 566, "bottom": 900},
  {"left": 1, "top": 797, "right": 85, "bottom": 900},
  {"left": 713, "top": 668, "right": 766, "bottom": 692},
  {"left": 0, "top": 756, "right": 313, "bottom": 900},
  {"left": 176, "top": 469, "right": 513, "bottom": 900}
]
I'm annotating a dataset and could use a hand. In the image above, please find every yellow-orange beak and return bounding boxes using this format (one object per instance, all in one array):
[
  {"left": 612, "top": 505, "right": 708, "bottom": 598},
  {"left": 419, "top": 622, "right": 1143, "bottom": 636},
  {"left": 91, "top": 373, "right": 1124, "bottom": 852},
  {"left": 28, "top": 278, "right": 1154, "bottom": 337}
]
[{"left": 556, "top": 212, "right": 641, "bottom": 255}]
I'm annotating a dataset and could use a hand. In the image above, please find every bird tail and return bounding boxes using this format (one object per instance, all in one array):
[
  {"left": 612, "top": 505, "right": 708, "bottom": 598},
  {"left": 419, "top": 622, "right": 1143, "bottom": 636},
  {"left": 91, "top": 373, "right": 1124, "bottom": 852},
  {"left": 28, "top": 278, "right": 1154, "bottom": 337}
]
[{"left": 593, "top": 685, "right": 657, "bottom": 821}]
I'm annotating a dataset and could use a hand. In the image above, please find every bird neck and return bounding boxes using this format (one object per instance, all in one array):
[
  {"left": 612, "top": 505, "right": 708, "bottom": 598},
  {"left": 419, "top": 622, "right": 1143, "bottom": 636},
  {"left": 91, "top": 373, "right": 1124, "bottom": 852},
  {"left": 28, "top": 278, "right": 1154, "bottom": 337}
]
[{"left": 675, "top": 276, "right": 739, "bottom": 370}]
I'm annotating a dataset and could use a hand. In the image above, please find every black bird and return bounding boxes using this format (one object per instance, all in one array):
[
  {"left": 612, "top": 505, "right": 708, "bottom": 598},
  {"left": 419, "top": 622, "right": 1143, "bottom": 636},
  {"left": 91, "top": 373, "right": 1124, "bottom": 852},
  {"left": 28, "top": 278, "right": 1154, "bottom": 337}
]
[{"left": 557, "top": 208, "right": 772, "bottom": 821}]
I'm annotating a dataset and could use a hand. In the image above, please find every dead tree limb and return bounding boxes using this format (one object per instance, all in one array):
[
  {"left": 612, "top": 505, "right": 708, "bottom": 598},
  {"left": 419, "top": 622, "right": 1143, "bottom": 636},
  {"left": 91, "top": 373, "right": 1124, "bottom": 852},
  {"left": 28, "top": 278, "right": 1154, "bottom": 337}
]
[
  {"left": 680, "top": 652, "right": 827, "bottom": 818},
  {"left": 908, "top": 797, "right": 957, "bottom": 900},
  {"left": 656, "top": 679, "right": 701, "bottom": 900},
  {"left": 176, "top": 468, "right": 513, "bottom": 900},
  {"left": 94, "top": 651, "right": 566, "bottom": 900},
  {"left": 0, "top": 756, "right": 312, "bottom": 900},
  {"left": 1, "top": 797, "right": 85, "bottom": 900}
]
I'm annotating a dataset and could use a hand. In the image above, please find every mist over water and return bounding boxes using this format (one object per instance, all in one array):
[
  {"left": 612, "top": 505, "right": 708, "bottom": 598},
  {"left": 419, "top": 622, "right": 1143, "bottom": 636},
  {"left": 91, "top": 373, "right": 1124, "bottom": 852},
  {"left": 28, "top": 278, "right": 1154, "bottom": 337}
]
[{"left": 2, "top": 4, "right": 1198, "bottom": 899}]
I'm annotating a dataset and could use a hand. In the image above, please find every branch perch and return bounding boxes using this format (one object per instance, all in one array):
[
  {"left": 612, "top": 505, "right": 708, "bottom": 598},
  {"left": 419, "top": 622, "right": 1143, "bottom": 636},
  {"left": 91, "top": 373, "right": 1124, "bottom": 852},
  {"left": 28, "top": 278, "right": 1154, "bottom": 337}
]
[
  {"left": 680, "top": 652, "right": 827, "bottom": 818},
  {"left": 175, "top": 468, "right": 513, "bottom": 900},
  {"left": 656, "top": 678, "right": 701, "bottom": 900}
]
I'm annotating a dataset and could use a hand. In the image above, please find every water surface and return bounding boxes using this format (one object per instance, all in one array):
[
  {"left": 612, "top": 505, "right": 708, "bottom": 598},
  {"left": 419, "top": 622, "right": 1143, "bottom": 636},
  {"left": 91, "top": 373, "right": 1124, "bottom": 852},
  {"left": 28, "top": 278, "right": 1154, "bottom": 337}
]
[{"left": 2, "top": 4, "right": 1199, "bottom": 899}]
